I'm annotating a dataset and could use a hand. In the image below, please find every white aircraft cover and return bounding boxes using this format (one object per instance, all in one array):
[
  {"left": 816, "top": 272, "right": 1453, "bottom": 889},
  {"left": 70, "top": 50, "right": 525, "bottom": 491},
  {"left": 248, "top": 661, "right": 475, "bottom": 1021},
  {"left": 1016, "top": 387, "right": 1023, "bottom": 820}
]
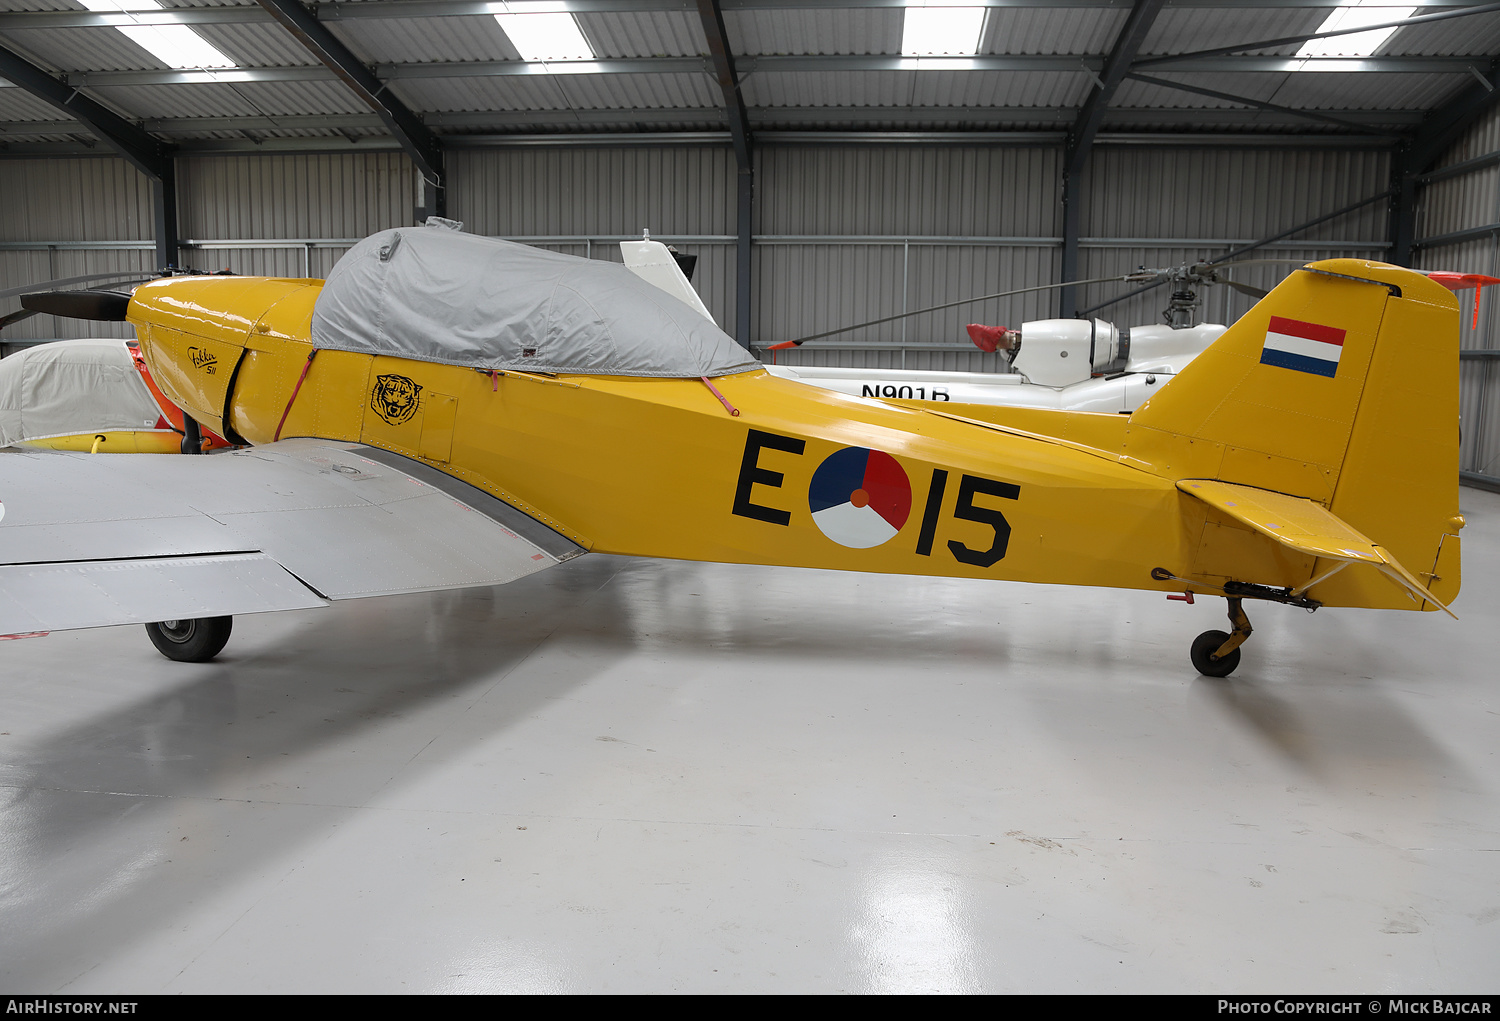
[
  {"left": 0, "top": 439, "right": 585, "bottom": 635},
  {"left": 0, "top": 339, "right": 162, "bottom": 447},
  {"left": 312, "top": 224, "right": 758, "bottom": 378}
]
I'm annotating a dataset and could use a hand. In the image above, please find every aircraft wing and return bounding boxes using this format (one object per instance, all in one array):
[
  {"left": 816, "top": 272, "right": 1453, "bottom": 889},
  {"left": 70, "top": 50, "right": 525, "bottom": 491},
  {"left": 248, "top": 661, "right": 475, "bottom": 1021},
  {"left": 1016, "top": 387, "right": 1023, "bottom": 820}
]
[
  {"left": 1177, "top": 479, "right": 1454, "bottom": 617},
  {"left": 0, "top": 439, "right": 585, "bottom": 635}
]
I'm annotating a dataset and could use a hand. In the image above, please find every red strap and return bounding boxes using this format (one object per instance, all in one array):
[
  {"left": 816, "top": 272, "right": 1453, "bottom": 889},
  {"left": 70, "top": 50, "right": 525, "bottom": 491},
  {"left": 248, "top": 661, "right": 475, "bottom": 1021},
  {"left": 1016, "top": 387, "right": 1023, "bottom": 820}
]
[
  {"left": 700, "top": 376, "right": 740, "bottom": 417},
  {"left": 274, "top": 349, "right": 319, "bottom": 441}
]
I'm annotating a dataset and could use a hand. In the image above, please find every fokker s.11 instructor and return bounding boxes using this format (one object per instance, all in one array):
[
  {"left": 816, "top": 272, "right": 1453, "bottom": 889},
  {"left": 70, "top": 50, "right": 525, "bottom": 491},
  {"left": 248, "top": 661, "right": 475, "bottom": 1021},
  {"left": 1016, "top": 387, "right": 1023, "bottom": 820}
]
[{"left": 0, "top": 221, "right": 1462, "bottom": 675}]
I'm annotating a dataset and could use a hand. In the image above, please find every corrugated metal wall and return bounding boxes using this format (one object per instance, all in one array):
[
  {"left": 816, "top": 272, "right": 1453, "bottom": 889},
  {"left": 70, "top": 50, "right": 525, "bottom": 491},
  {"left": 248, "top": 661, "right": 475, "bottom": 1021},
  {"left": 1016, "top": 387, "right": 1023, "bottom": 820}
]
[
  {"left": 0, "top": 142, "right": 1431, "bottom": 374},
  {"left": 448, "top": 147, "right": 739, "bottom": 334},
  {"left": 754, "top": 146, "right": 1058, "bottom": 372},
  {"left": 757, "top": 145, "right": 1390, "bottom": 371},
  {"left": 0, "top": 158, "right": 156, "bottom": 343},
  {"left": 1075, "top": 148, "right": 1390, "bottom": 333},
  {"left": 176, "top": 153, "right": 419, "bottom": 279},
  {"left": 1414, "top": 104, "right": 1500, "bottom": 485}
]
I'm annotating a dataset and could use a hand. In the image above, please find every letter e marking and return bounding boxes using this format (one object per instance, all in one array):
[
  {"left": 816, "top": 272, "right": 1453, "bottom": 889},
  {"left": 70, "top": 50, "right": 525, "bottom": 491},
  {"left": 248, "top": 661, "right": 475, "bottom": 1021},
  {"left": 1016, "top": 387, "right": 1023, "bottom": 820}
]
[{"left": 733, "top": 429, "right": 806, "bottom": 526}]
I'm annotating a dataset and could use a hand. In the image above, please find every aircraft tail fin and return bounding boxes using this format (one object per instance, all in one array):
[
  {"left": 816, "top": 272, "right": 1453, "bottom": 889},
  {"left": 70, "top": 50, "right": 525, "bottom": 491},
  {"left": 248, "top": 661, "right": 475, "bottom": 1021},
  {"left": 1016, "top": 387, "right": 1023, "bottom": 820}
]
[{"left": 1126, "top": 259, "right": 1463, "bottom": 611}]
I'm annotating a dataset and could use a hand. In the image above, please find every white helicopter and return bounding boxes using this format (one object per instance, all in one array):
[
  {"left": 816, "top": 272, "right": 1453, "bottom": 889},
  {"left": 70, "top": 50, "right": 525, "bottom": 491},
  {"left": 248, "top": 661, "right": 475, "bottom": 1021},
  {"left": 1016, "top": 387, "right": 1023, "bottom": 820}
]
[
  {"left": 622, "top": 243, "right": 1247, "bottom": 414},
  {"left": 619, "top": 240, "right": 1498, "bottom": 414}
]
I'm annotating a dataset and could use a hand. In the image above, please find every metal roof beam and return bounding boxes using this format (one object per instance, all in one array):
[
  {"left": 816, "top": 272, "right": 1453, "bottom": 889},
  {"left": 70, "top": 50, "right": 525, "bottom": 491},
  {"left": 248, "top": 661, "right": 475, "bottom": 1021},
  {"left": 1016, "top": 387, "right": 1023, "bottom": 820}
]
[
  {"left": 2, "top": 0, "right": 1495, "bottom": 29},
  {"left": 0, "top": 41, "right": 168, "bottom": 179},
  {"left": 1062, "top": 0, "right": 1164, "bottom": 317},
  {"left": 696, "top": 0, "right": 752, "bottom": 168},
  {"left": 1389, "top": 57, "right": 1500, "bottom": 263},
  {"left": 1125, "top": 72, "right": 1403, "bottom": 136},
  {"left": 6, "top": 54, "right": 1491, "bottom": 91},
  {"left": 0, "top": 42, "right": 178, "bottom": 267},
  {"left": 1404, "top": 59, "right": 1500, "bottom": 170},
  {"left": 0, "top": 131, "right": 1399, "bottom": 160},
  {"left": 0, "top": 108, "right": 1426, "bottom": 141},
  {"left": 251, "top": 0, "right": 445, "bottom": 213},
  {"left": 739, "top": 54, "right": 1484, "bottom": 73},
  {"left": 1068, "top": 1, "right": 1165, "bottom": 168},
  {"left": 1135, "top": 1, "right": 1500, "bottom": 68},
  {"left": 695, "top": 0, "right": 754, "bottom": 347}
]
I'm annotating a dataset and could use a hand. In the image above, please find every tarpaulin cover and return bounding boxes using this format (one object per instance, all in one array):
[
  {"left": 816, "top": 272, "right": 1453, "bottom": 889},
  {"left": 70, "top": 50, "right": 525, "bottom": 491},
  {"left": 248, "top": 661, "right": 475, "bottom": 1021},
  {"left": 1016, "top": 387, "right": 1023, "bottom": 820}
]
[
  {"left": 311, "top": 224, "right": 758, "bottom": 378},
  {"left": 0, "top": 339, "right": 162, "bottom": 447}
]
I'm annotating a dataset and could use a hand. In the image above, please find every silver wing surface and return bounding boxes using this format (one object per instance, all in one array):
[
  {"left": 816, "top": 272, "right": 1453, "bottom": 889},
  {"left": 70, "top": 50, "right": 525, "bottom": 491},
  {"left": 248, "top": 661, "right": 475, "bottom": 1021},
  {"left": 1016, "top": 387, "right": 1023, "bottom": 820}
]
[{"left": 0, "top": 439, "right": 585, "bottom": 635}]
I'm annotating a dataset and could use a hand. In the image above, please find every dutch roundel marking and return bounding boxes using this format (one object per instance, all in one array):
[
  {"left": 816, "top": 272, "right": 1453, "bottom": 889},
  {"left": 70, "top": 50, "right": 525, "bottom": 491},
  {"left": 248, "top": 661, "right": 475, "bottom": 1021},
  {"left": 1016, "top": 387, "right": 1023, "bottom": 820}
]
[
  {"left": 807, "top": 446, "right": 912, "bottom": 549},
  {"left": 1260, "top": 316, "right": 1345, "bottom": 378}
]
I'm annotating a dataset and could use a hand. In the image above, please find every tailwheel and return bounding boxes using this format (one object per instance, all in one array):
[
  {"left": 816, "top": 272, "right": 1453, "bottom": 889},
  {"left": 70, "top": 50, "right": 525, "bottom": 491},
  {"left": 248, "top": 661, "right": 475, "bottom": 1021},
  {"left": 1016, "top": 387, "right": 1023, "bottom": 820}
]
[
  {"left": 1190, "top": 597, "right": 1252, "bottom": 677},
  {"left": 144, "top": 616, "right": 233, "bottom": 662},
  {"left": 1190, "top": 629, "right": 1240, "bottom": 677}
]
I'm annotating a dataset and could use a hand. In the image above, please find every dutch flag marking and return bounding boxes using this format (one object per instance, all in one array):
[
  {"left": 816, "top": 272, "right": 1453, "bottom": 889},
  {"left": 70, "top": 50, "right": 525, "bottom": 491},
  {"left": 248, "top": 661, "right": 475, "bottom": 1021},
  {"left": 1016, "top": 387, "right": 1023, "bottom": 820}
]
[{"left": 1260, "top": 316, "right": 1346, "bottom": 378}]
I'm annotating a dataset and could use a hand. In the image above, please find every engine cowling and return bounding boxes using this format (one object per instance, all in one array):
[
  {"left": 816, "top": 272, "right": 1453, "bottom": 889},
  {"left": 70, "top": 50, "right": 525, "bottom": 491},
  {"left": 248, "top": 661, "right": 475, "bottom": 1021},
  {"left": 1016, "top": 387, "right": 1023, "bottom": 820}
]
[{"left": 1009, "top": 319, "right": 1120, "bottom": 387}]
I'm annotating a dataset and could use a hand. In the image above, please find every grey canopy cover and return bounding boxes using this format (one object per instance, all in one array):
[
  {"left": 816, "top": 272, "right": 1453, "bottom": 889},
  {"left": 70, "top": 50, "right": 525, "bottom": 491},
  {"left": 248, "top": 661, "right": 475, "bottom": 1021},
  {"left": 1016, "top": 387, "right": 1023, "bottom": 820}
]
[
  {"left": 311, "top": 225, "right": 758, "bottom": 378},
  {"left": 0, "top": 339, "right": 162, "bottom": 447}
]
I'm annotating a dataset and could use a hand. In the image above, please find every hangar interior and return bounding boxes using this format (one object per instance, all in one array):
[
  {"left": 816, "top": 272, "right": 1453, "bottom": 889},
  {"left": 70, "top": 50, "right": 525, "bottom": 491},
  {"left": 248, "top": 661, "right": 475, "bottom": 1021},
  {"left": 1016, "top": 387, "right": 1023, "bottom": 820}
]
[{"left": 1, "top": 0, "right": 1499, "bottom": 994}]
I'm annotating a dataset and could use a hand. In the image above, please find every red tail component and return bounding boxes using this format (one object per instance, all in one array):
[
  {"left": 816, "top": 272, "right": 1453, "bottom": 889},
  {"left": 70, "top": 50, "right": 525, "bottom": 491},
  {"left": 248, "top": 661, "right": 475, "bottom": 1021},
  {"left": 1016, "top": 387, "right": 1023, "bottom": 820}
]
[{"left": 1427, "top": 271, "right": 1500, "bottom": 329}]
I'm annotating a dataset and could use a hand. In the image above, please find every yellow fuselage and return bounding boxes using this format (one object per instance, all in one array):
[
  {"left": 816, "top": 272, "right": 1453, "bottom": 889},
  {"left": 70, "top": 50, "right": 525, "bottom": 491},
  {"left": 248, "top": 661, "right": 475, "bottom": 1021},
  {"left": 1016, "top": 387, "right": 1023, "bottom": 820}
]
[{"left": 123, "top": 271, "right": 1447, "bottom": 610}]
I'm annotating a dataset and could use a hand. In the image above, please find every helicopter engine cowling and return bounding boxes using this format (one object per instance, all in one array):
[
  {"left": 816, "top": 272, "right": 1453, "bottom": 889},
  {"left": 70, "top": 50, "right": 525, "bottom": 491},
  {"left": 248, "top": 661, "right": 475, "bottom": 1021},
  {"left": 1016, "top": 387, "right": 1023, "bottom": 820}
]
[
  {"left": 1008, "top": 319, "right": 1120, "bottom": 387},
  {"left": 1123, "top": 323, "right": 1227, "bottom": 375}
]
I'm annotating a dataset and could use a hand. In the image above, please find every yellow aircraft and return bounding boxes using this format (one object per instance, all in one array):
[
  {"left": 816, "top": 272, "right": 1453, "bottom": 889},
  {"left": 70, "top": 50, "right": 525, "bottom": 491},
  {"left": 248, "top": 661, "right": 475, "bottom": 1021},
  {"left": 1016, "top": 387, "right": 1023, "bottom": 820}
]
[{"left": 0, "top": 223, "right": 1462, "bottom": 675}]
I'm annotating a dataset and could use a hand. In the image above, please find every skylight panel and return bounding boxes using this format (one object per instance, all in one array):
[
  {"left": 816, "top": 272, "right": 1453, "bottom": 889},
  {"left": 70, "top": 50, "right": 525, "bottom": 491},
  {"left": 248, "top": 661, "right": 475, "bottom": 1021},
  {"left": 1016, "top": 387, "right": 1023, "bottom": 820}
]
[
  {"left": 77, "top": 0, "right": 235, "bottom": 70},
  {"left": 1296, "top": 1, "right": 1417, "bottom": 59},
  {"left": 901, "top": 4, "right": 986, "bottom": 58},
  {"left": 493, "top": 3, "right": 595, "bottom": 62}
]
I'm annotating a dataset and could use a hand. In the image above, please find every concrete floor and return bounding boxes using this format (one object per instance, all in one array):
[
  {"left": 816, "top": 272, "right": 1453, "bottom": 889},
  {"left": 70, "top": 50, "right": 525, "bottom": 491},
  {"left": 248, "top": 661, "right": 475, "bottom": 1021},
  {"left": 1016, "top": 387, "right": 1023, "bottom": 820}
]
[{"left": 2, "top": 491, "right": 1497, "bottom": 994}]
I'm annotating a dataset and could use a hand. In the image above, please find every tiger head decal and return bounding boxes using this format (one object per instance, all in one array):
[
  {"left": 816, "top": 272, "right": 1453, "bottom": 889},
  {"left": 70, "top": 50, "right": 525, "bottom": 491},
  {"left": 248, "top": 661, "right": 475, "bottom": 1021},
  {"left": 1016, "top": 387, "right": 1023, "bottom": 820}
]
[{"left": 371, "top": 374, "right": 422, "bottom": 425}]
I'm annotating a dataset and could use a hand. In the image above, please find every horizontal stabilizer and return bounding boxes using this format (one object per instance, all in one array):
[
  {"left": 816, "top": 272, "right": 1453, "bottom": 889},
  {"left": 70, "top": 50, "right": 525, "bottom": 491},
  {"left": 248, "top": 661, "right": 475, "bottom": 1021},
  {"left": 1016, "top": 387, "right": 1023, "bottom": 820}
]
[{"left": 1177, "top": 480, "right": 1455, "bottom": 617}]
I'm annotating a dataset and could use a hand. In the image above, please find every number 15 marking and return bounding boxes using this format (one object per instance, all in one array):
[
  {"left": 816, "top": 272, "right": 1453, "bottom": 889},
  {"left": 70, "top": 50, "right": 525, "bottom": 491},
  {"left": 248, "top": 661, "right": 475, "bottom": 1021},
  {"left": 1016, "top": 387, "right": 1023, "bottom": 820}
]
[{"left": 915, "top": 469, "right": 1020, "bottom": 568}]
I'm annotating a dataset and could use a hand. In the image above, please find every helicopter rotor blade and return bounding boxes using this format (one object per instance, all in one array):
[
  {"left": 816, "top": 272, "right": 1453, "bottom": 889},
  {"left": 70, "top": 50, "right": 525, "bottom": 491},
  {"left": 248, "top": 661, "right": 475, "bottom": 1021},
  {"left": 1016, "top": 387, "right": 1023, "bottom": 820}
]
[
  {"left": 1220, "top": 278, "right": 1270, "bottom": 301},
  {"left": 1193, "top": 258, "right": 1314, "bottom": 273},
  {"left": 0, "top": 271, "right": 159, "bottom": 303},
  {"left": 769, "top": 273, "right": 1133, "bottom": 349},
  {"left": 768, "top": 256, "right": 1312, "bottom": 351},
  {"left": 0, "top": 307, "right": 42, "bottom": 331},
  {"left": 1077, "top": 278, "right": 1168, "bottom": 319}
]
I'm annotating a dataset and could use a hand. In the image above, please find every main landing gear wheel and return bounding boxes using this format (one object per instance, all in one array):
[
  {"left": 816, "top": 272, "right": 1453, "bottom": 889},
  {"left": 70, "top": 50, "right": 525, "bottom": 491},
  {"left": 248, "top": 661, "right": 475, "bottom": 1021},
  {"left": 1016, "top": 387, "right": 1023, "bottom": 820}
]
[
  {"left": 1190, "top": 629, "right": 1240, "bottom": 677},
  {"left": 144, "top": 616, "right": 233, "bottom": 662}
]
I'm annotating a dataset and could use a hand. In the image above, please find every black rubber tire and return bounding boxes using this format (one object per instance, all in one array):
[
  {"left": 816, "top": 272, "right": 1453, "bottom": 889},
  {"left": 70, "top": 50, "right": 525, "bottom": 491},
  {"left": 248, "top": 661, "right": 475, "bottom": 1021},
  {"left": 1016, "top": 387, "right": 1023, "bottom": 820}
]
[
  {"left": 1190, "top": 629, "right": 1241, "bottom": 677},
  {"left": 144, "top": 616, "right": 233, "bottom": 662}
]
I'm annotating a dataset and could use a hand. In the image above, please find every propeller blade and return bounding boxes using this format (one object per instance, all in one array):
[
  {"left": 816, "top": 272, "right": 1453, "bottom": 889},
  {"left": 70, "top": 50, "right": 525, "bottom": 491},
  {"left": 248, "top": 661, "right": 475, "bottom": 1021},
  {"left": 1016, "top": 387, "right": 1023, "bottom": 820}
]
[{"left": 20, "top": 289, "right": 133, "bottom": 322}]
